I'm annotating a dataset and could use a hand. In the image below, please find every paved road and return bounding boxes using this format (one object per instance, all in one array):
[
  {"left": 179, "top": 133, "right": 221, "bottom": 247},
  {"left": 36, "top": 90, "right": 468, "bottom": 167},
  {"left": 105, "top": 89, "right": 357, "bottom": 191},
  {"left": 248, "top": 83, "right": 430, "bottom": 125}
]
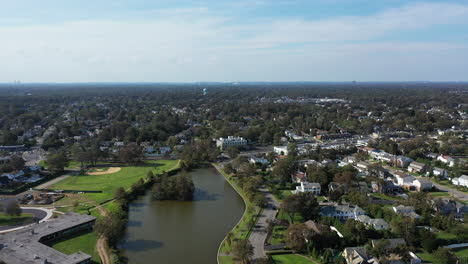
[
  {"left": 430, "top": 181, "right": 468, "bottom": 202},
  {"left": 248, "top": 187, "right": 279, "bottom": 261}
]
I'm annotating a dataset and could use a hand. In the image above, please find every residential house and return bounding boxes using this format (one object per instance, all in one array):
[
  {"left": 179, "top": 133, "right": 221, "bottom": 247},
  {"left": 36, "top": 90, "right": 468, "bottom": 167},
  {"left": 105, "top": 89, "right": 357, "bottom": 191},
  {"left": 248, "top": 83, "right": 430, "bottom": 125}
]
[
  {"left": 291, "top": 171, "right": 307, "bottom": 183},
  {"left": 433, "top": 167, "right": 448, "bottom": 178},
  {"left": 431, "top": 198, "right": 468, "bottom": 219},
  {"left": 392, "top": 205, "right": 420, "bottom": 219},
  {"left": 452, "top": 175, "right": 468, "bottom": 187},
  {"left": 372, "top": 180, "right": 399, "bottom": 194},
  {"left": 371, "top": 238, "right": 406, "bottom": 250},
  {"left": 393, "top": 156, "right": 413, "bottom": 168},
  {"left": 425, "top": 152, "right": 438, "bottom": 159},
  {"left": 0, "top": 156, "right": 11, "bottom": 164},
  {"left": 295, "top": 182, "right": 321, "bottom": 195},
  {"left": 249, "top": 156, "right": 270, "bottom": 165},
  {"left": 343, "top": 155, "right": 357, "bottom": 164},
  {"left": 437, "top": 155, "right": 456, "bottom": 167},
  {"left": 343, "top": 247, "right": 379, "bottom": 264},
  {"left": 298, "top": 159, "right": 321, "bottom": 168},
  {"left": 356, "top": 215, "right": 389, "bottom": 230},
  {"left": 394, "top": 174, "right": 415, "bottom": 187},
  {"left": 356, "top": 161, "right": 371, "bottom": 172},
  {"left": 159, "top": 146, "right": 171, "bottom": 154},
  {"left": 320, "top": 204, "right": 366, "bottom": 220},
  {"left": 273, "top": 146, "right": 288, "bottom": 156},
  {"left": 407, "top": 162, "right": 428, "bottom": 174},
  {"left": 413, "top": 179, "right": 433, "bottom": 191},
  {"left": 2, "top": 170, "right": 25, "bottom": 181}
]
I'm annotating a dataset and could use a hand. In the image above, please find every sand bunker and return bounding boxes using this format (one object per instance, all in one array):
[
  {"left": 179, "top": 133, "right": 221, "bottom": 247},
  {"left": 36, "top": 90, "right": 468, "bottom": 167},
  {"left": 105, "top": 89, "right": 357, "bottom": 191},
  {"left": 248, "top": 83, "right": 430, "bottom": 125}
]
[{"left": 87, "top": 167, "right": 121, "bottom": 175}]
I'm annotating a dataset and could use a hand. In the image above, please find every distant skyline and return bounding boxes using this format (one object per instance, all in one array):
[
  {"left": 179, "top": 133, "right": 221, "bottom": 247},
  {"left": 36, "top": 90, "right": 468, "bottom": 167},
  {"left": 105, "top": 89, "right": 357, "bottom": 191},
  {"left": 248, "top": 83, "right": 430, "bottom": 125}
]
[{"left": 2, "top": 0, "right": 468, "bottom": 82}]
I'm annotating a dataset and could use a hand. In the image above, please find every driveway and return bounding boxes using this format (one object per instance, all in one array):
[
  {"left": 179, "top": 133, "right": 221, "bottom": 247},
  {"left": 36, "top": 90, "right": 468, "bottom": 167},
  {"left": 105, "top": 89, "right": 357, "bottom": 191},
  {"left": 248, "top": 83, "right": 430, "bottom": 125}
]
[{"left": 249, "top": 187, "right": 280, "bottom": 261}]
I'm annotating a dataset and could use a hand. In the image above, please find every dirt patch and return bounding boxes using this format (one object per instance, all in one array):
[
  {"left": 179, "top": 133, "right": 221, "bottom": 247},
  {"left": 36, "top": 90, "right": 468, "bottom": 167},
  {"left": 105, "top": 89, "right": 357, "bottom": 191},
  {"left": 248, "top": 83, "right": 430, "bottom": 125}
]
[{"left": 87, "top": 167, "right": 121, "bottom": 175}]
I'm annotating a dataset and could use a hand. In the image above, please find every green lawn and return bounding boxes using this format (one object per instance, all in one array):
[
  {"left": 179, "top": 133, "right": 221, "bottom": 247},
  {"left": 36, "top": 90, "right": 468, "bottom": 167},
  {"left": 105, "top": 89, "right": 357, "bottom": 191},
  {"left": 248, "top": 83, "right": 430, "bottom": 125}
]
[
  {"left": 370, "top": 193, "right": 402, "bottom": 201},
  {"left": 417, "top": 250, "right": 442, "bottom": 264},
  {"left": 269, "top": 225, "right": 286, "bottom": 245},
  {"left": 453, "top": 247, "right": 468, "bottom": 259},
  {"left": 0, "top": 212, "right": 34, "bottom": 226},
  {"left": 50, "top": 160, "right": 179, "bottom": 203},
  {"left": 428, "top": 192, "right": 451, "bottom": 198},
  {"left": 271, "top": 254, "right": 317, "bottom": 264},
  {"left": 51, "top": 231, "right": 100, "bottom": 263},
  {"left": 435, "top": 230, "right": 457, "bottom": 240}
]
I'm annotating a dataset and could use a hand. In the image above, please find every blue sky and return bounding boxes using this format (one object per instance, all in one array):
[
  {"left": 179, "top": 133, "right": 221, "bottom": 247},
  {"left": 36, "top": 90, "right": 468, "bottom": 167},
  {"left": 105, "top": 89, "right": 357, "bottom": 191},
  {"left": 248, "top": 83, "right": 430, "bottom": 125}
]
[{"left": 1, "top": 0, "right": 468, "bottom": 82}]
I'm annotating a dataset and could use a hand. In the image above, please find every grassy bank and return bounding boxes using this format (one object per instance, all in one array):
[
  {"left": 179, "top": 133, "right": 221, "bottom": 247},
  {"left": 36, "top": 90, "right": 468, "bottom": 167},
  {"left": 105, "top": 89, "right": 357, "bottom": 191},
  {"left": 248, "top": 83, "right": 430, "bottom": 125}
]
[{"left": 213, "top": 163, "right": 261, "bottom": 264}]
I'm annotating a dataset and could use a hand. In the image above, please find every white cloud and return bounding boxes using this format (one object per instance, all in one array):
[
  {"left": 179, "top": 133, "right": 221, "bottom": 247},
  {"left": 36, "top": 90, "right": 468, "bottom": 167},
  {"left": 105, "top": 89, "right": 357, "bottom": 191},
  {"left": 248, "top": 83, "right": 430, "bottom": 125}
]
[{"left": 0, "top": 2, "right": 467, "bottom": 81}]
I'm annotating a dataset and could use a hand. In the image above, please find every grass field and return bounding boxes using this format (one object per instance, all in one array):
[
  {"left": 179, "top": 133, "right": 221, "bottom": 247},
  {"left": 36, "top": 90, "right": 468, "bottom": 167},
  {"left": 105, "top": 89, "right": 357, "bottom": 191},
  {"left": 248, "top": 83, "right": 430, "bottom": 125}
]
[
  {"left": 51, "top": 231, "right": 100, "bottom": 263},
  {"left": 453, "top": 247, "right": 468, "bottom": 259},
  {"left": 271, "top": 254, "right": 317, "bottom": 264},
  {"left": 50, "top": 160, "right": 179, "bottom": 203},
  {"left": 0, "top": 212, "right": 34, "bottom": 226}
]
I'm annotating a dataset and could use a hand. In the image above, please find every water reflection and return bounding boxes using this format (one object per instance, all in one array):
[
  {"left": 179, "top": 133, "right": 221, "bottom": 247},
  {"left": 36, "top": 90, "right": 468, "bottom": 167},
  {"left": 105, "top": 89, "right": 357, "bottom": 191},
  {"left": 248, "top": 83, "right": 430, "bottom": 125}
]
[{"left": 121, "top": 167, "right": 245, "bottom": 264}]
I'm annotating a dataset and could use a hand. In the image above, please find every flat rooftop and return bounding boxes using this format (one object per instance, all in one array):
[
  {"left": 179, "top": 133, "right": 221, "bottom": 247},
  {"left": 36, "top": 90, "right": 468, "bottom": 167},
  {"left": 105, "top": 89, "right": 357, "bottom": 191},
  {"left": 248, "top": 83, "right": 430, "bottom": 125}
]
[{"left": 0, "top": 213, "right": 96, "bottom": 264}]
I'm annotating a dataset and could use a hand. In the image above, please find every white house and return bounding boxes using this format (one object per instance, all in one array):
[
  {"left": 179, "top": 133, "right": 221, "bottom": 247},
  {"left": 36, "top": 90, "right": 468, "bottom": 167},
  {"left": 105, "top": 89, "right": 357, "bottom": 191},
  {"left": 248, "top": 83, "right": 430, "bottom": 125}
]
[
  {"left": 295, "top": 182, "right": 321, "bottom": 195},
  {"left": 320, "top": 204, "right": 366, "bottom": 220},
  {"left": 437, "top": 155, "right": 455, "bottom": 167},
  {"left": 413, "top": 179, "right": 433, "bottom": 191},
  {"left": 216, "top": 136, "right": 248, "bottom": 150},
  {"left": 452, "top": 175, "right": 468, "bottom": 187},
  {"left": 249, "top": 156, "right": 270, "bottom": 165},
  {"left": 356, "top": 161, "right": 371, "bottom": 172},
  {"left": 273, "top": 146, "right": 288, "bottom": 156},
  {"left": 395, "top": 174, "right": 415, "bottom": 186},
  {"left": 433, "top": 167, "right": 448, "bottom": 178}
]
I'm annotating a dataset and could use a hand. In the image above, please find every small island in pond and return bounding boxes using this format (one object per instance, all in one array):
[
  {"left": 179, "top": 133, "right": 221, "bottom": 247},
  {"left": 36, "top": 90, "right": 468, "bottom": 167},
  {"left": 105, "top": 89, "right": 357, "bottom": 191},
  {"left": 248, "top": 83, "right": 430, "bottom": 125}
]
[{"left": 152, "top": 172, "right": 195, "bottom": 201}]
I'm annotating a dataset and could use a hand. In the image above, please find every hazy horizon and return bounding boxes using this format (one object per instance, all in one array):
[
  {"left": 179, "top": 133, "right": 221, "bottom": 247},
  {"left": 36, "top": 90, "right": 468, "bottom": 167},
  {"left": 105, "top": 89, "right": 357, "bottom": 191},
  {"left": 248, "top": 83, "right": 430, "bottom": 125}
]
[{"left": 2, "top": 0, "right": 468, "bottom": 82}]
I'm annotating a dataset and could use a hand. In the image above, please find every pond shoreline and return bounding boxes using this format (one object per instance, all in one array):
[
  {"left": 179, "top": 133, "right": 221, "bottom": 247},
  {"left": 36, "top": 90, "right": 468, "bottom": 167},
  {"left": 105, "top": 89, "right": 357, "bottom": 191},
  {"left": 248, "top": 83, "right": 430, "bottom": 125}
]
[{"left": 121, "top": 165, "right": 245, "bottom": 264}]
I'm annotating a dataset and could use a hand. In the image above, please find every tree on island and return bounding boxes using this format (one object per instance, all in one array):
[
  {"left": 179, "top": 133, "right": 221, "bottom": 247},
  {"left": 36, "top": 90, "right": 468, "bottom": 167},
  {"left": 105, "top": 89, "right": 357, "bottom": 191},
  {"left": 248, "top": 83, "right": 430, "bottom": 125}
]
[
  {"left": 4, "top": 200, "right": 22, "bottom": 217},
  {"left": 152, "top": 172, "right": 195, "bottom": 201}
]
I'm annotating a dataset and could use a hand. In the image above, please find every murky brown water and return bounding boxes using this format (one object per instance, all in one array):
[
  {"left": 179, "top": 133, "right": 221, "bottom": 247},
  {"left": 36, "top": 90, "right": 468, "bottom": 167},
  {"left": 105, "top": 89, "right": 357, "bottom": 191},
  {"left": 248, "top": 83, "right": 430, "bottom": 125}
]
[{"left": 121, "top": 167, "right": 245, "bottom": 264}]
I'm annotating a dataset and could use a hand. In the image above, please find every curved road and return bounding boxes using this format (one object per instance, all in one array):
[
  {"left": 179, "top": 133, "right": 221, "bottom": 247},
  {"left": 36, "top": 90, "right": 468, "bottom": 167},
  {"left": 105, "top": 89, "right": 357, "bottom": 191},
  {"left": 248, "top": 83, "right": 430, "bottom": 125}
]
[{"left": 0, "top": 207, "right": 54, "bottom": 232}]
